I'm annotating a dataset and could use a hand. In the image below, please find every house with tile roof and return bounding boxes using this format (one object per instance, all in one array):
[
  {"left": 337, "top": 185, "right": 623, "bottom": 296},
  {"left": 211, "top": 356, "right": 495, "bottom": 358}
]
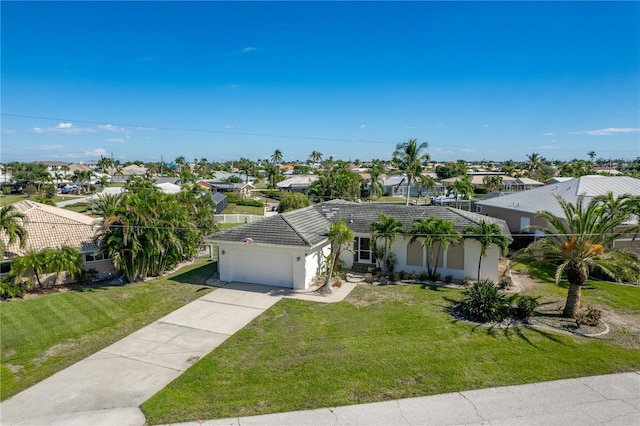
[
  {"left": 476, "top": 175, "right": 640, "bottom": 251},
  {"left": 1, "top": 201, "right": 115, "bottom": 282},
  {"left": 205, "top": 200, "right": 511, "bottom": 290}
]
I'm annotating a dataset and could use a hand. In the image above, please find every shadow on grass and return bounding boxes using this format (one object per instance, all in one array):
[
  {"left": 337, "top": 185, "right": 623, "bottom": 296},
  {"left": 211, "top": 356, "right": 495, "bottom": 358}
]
[{"left": 168, "top": 260, "right": 218, "bottom": 285}]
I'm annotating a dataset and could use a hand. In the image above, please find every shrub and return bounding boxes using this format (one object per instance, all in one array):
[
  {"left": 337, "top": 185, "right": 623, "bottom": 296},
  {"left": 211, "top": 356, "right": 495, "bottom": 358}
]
[
  {"left": 498, "top": 276, "right": 512, "bottom": 289},
  {"left": 458, "top": 280, "right": 510, "bottom": 323},
  {"left": 418, "top": 271, "right": 430, "bottom": 282},
  {"left": 432, "top": 272, "right": 441, "bottom": 282},
  {"left": 0, "top": 278, "right": 24, "bottom": 299},
  {"left": 398, "top": 270, "right": 407, "bottom": 280},
  {"left": 445, "top": 275, "right": 454, "bottom": 284},
  {"left": 576, "top": 306, "right": 602, "bottom": 328},
  {"left": 278, "top": 192, "right": 311, "bottom": 213},
  {"left": 461, "top": 277, "right": 473, "bottom": 287},
  {"left": 516, "top": 295, "right": 539, "bottom": 321}
]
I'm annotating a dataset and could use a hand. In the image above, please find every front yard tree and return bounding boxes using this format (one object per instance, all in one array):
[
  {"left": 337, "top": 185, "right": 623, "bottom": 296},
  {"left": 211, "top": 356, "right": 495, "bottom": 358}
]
[
  {"left": 409, "top": 217, "right": 460, "bottom": 280},
  {"left": 464, "top": 220, "right": 509, "bottom": 282},
  {"left": 370, "top": 213, "right": 404, "bottom": 271},
  {"left": 0, "top": 205, "right": 28, "bottom": 252},
  {"left": 321, "top": 220, "right": 354, "bottom": 294},
  {"left": 278, "top": 193, "right": 311, "bottom": 213},
  {"left": 392, "top": 138, "right": 430, "bottom": 206},
  {"left": 271, "top": 149, "right": 283, "bottom": 164},
  {"left": 516, "top": 193, "right": 640, "bottom": 318}
]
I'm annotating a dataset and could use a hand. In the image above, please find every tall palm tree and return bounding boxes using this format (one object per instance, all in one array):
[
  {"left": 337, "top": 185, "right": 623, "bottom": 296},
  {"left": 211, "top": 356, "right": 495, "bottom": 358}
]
[
  {"left": 11, "top": 249, "right": 46, "bottom": 288},
  {"left": 321, "top": 220, "right": 354, "bottom": 294},
  {"left": 516, "top": 194, "right": 640, "bottom": 318},
  {"left": 451, "top": 175, "right": 474, "bottom": 209},
  {"left": 526, "top": 153, "right": 543, "bottom": 179},
  {"left": 0, "top": 205, "right": 28, "bottom": 252},
  {"left": 43, "top": 246, "right": 83, "bottom": 284},
  {"left": 409, "top": 217, "right": 460, "bottom": 280},
  {"left": 392, "top": 138, "right": 430, "bottom": 206},
  {"left": 464, "top": 220, "right": 509, "bottom": 282},
  {"left": 587, "top": 151, "right": 596, "bottom": 162},
  {"left": 271, "top": 149, "right": 283, "bottom": 164},
  {"left": 308, "top": 151, "right": 323, "bottom": 164},
  {"left": 370, "top": 213, "right": 405, "bottom": 271}
]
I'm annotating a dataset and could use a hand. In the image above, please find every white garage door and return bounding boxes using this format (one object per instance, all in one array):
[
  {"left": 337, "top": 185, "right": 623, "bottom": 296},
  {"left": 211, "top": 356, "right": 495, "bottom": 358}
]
[{"left": 230, "top": 249, "right": 294, "bottom": 288}]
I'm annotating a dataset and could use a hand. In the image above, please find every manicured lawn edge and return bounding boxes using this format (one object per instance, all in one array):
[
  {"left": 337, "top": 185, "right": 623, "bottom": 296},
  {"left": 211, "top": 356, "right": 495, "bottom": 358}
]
[
  {"left": 141, "top": 283, "right": 640, "bottom": 424},
  {"left": 0, "top": 259, "right": 217, "bottom": 400}
]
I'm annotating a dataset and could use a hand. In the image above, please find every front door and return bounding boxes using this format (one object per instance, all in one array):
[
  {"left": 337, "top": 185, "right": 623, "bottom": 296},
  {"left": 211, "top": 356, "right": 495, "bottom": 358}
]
[{"left": 354, "top": 237, "right": 373, "bottom": 263}]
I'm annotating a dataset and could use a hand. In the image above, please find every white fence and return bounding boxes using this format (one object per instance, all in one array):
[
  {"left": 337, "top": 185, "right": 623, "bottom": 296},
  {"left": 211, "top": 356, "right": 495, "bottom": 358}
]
[{"left": 214, "top": 214, "right": 266, "bottom": 224}]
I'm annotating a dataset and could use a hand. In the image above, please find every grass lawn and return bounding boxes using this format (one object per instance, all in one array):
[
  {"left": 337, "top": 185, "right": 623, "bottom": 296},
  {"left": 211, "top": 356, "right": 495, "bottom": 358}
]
[
  {"left": 217, "top": 222, "right": 245, "bottom": 230},
  {"left": 0, "top": 194, "right": 75, "bottom": 206},
  {"left": 221, "top": 203, "right": 264, "bottom": 215},
  {"left": 0, "top": 259, "right": 217, "bottom": 400},
  {"left": 141, "top": 282, "right": 640, "bottom": 424}
]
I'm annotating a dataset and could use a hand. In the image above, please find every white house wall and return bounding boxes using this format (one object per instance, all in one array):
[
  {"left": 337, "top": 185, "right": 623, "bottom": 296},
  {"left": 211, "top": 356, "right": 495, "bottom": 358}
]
[
  {"left": 218, "top": 242, "right": 328, "bottom": 290},
  {"left": 386, "top": 236, "right": 501, "bottom": 281}
]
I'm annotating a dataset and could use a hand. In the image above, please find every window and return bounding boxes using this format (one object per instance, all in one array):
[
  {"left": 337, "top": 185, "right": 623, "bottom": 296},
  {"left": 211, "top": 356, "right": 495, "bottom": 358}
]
[
  {"left": 84, "top": 252, "right": 104, "bottom": 262},
  {"left": 446, "top": 243, "right": 464, "bottom": 270},
  {"left": 406, "top": 240, "right": 423, "bottom": 266},
  {"left": 0, "top": 262, "right": 11, "bottom": 275}
]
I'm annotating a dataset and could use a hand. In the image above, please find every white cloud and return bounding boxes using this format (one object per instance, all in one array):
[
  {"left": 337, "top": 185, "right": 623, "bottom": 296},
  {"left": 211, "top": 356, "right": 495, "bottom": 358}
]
[
  {"left": 241, "top": 47, "right": 256, "bottom": 53},
  {"left": 39, "top": 144, "right": 64, "bottom": 150},
  {"left": 360, "top": 124, "right": 366, "bottom": 128},
  {"left": 482, "top": 124, "right": 491, "bottom": 128},
  {"left": 32, "top": 123, "right": 94, "bottom": 134},
  {"left": 107, "top": 138, "right": 124, "bottom": 143},
  {"left": 98, "top": 124, "right": 126, "bottom": 132},
  {"left": 459, "top": 148, "right": 475, "bottom": 152},
  {"left": 86, "top": 148, "right": 107, "bottom": 157},
  {"left": 224, "top": 124, "right": 234, "bottom": 129},
  {"left": 543, "top": 132, "right": 556, "bottom": 136},
  {"left": 569, "top": 127, "right": 640, "bottom": 136}
]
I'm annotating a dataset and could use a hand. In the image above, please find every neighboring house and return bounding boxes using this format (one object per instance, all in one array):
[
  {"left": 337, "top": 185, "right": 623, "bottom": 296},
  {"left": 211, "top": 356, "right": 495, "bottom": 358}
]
[
  {"left": 206, "top": 200, "right": 511, "bottom": 290},
  {"left": 211, "top": 192, "right": 228, "bottom": 214},
  {"left": 0, "top": 201, "right": 116, "bottom": 282},
  {"left": 198, "top": 179, "right": 254, "bottom": 198},
  {"left": 440, "top": 175, "right": 544, "bottom": 191},
  {"left": 382, "top": 175, "right": 445, "bottom": 198},
  {"left": 155, "top": 182, "right": 182, "bottom": 194},
  {"left": 476, "top": 175, "right": 640, "bottom": 251},
  {"left": 277, "top": 175, "right": 318, "bottom": 193}
]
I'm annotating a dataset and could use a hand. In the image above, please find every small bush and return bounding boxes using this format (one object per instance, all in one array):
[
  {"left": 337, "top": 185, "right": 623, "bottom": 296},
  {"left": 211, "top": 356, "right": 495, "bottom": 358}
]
[
  {"left": 398, "top": 270, "right": 407, "bottom": 280},
  {"left": 0, "top": 279, "right": 24, "bottom": 299},
  {"left": 498, "top": 276, "right": 512, "bottom": 289},
  {"left": 418, "top": 271, "right": 430, "bottom": 282},
  {"left": 408, "top": 271, "right": 416, "bottom": 281},
  {"left": 389, "top": 272, "right": 398, "bottom": 283},
  {"left": 432, "top": 272, "right": 441, "bottom": 282},
  {"left": 445, "top": 275, "right": 453, "bottom": 284},
  {"left": 516, "top": 295, "right": 539, "bottom": 321},
  {"left": 576, "top": 306, "right": 602, "bottom": 328},
  {"left": 458, "top": 280, "right": 510, "bottom": 323},
  {"left": 461, "top": 277, "right": 473, "bottom": 287}
]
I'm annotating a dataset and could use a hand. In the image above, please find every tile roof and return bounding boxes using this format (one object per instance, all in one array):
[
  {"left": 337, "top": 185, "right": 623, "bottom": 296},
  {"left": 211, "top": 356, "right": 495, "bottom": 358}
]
[
  {"left": 477, "top": 175, "right": 640, "bottom": 218},
  {"left": 206, "top": 200, "right": 511, "bottom": 248},
  {"left": 2, "top": 201, "right": 101, "bottom": 260}
]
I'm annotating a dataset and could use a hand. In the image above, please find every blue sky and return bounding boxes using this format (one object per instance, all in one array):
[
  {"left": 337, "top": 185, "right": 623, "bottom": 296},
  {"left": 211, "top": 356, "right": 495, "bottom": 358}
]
[{"left": 2, "top": 1, "right": 639, "bottom": 164}]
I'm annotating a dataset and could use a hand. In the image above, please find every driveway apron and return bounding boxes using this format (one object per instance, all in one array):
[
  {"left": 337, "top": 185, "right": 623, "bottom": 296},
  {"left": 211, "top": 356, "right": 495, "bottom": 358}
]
[{"left": 0, "top": 285, "right": 282, "bottom": 426}]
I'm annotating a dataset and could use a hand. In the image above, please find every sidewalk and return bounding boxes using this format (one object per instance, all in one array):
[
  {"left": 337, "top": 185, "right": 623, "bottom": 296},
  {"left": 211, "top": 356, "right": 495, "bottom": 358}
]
[{"left": 170, "top": 372, "right": 640, "bottom": 425}]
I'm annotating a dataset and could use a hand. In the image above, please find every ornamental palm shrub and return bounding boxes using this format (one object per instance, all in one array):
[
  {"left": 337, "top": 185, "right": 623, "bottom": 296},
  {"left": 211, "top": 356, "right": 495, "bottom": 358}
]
[
  {"left": 459, "top": 280, "right": 510, "bottom": 322},
  {"left": 516, "top": 295, "right": 540, "bottom": 321}
]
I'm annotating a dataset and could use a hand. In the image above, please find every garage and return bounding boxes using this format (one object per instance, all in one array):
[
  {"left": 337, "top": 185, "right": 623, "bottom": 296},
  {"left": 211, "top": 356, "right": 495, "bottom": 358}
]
[{"left": 226, "top": 248, "right": 294, "bottom": 288}]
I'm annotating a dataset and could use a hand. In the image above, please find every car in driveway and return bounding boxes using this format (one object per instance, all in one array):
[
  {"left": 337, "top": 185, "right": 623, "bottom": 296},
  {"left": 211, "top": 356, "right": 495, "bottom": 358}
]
[{"left": 61, "top": 185, "right": 78, "bottom": 194}]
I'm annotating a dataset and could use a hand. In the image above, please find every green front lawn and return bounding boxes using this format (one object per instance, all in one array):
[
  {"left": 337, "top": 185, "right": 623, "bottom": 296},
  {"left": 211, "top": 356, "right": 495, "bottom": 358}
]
[
  {"left": 0, "top": 194, "right": 75, "bottom": 206},
  {"left": 141, "top": 283, "right": 640, "bottom": 424},
  {"left": 221, "top": 203, "right": 264, "bottom": 215},
  {"left": 0, "top": 260, "right": 216, "bottom": 400}
]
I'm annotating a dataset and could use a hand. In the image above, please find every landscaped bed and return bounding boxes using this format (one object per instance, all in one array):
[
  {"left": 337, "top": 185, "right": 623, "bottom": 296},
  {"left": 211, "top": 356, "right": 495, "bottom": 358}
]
[
  {"left": 141, "top": 280, "right": 640, "bottom": 425},
  {"left": 0, "top": 259, "right": 217, "bottom": 400}
]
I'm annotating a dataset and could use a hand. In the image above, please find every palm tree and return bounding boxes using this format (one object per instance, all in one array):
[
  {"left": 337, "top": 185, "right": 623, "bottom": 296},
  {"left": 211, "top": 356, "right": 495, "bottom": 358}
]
[
  {"left": 409, "top": 217, "right": 460, "bottom": 280},
  {"left": 588, "top": 151, "right": 596, "bottom": 162},
  {"left": 94, "top": 193, "right": 123, "bottom": 218},
  {"left": 516, "top": 194, "right": 640, "bottom": 318},
  {"left": 43, "top": 246, "right": 83, "bottom": 284},
  {"left": 271, "top": 149, "right": 283, "bottom": 164},
  {"left": 320, "top": 220, "right": 354, "bottom": 294},
  {"left": 451, "top": 175, "right": 474, "bottom": 209},
  {"left": 464, "top": 220, "right": 509, "bottom": 281},
  {"left": 368, "top": 160, "right": 385, "bottom": 199},
  {"left": 237, "top": 158, "right": 252, "bottom": 184},
  {"left": 309, "top": 151, "right": 323, "bottom": 164},
  {"left": 526, "top": 153, "right": 543, "bottom": 179},
  {"left": 1, "top": 205, "right": 28, "bottom": 252},
  {"left": 483, "top": 175, "right": 503, "bottom": 193},
  {"left": 392, "top": 138, "right": 430, "bottom": 206},
  {"left": 370, "top": 213, "right": 404, "bottom": 271},
  {"left": 11, "top": 249, "right": 46, "bottom": 288}
]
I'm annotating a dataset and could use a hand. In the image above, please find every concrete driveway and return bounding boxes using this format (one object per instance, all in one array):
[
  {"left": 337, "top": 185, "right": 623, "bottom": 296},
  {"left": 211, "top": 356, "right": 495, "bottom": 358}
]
[{"left": 0, "top": 284, "right": 283, "bottom": 426}]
